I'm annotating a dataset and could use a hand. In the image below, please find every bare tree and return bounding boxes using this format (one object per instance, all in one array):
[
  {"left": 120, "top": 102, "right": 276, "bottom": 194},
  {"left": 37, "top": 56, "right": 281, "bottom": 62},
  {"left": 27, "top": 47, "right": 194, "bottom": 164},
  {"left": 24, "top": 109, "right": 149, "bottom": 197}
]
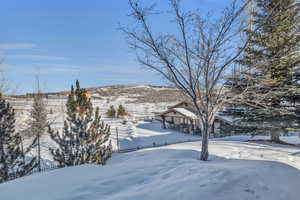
[
  {"left": 0, "top": 61, "right": 19, "bottom": 95},
  {"left": 0, "top": 63, "right": 9, "bottom": 94},
  {"left": 122, "top": 0, "right": 258, "bottom": 160}
]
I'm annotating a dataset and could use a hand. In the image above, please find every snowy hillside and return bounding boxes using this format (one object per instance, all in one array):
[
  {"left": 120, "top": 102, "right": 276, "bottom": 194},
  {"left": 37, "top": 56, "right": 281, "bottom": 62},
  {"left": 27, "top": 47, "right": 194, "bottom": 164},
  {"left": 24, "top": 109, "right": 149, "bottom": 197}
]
[
  {"left": 8, "top": 85, "right": 184, "bottom": 136},
  {"left": 9, "top": 85, "right": 182, "bottom": 118},
  {"left": 1, "top": 142, "right": 300, "bottom": 200}
]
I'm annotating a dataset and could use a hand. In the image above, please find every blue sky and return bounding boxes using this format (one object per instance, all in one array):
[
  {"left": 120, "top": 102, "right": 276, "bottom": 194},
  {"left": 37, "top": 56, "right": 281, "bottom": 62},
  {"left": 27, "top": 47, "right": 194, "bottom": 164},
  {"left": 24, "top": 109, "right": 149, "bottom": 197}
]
[{"left": 0, "top": 0, "right": 228, "bottom": 94}]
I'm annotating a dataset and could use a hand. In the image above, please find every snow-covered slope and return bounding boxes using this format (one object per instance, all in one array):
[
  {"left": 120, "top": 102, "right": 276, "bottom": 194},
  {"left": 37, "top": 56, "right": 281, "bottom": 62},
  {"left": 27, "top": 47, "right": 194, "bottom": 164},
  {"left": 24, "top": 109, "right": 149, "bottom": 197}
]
[
  {"left": 9, "top": 85, "right": 182, "bottom": 120},
  {"left": 2, "top": 142, "right": 300, "bottom": 200}
]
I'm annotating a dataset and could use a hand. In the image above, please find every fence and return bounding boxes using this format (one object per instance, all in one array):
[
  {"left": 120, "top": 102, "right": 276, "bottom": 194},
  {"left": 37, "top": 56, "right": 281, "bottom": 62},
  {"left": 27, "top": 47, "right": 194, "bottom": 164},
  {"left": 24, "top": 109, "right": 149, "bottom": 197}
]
[
  {"left": 116, "top": 138, "right": 200, "bottom": 153},
  {"left": 28, "top": 162, "right": 59, "bottom": 175},
  {"left": 7, "top": 162, "right": 59, "bottom": 183},
  {"left": 4, "top": 137, "right": 201, "bottom": 184}
]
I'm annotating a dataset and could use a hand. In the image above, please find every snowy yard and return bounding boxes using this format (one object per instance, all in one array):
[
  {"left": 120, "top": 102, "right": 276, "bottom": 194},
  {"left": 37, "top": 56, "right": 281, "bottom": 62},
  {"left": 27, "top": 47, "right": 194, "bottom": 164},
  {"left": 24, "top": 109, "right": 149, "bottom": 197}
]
[
  {"left": 24, "top": 120, "right": 200, "bottom": 161},
  {"left": 10, "top": 121, "right": 300, "bottom": 200},
  {"left": 117, "top": 121, "right": 200, "bottom": 150},
  {"left": 112, "top": 120, "right": 300, "bottom": 151},
  {"left": 25, "top": 120, "right": 300, "bottom": 163},
  {"left": 1, "top": 141, "right": 300, "bottom": 200}
]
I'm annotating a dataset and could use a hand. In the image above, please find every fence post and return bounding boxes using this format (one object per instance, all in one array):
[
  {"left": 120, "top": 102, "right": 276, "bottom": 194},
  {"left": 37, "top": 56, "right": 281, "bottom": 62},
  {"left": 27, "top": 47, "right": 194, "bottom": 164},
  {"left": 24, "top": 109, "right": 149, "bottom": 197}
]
[
  {"left": 20, "top": 136, "right": 25, "bottom": 165},
  {"left": 37, "top": 133, "right": 41, "bottom": 172},
  {"left": 116, "top": 127, "right": 120, "bottom": 152}
]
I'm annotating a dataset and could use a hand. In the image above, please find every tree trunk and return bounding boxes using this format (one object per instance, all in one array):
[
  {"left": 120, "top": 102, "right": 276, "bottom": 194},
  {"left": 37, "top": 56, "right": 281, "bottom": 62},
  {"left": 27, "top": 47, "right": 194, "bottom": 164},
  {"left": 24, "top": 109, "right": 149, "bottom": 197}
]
[
  {"left": 190, "top": 119, "right": 194, "bottom": 135},
  {"left": 270, "top": 128, "right": 281, "bottom": 143},
  {"left": 200, "top": 123, "right": 210, "bottom": 161}
]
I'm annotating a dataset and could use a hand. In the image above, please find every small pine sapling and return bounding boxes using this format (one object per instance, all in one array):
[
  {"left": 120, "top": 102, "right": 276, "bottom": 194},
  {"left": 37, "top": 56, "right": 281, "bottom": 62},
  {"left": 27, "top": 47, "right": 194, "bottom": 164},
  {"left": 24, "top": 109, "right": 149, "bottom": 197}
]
[{"left": 49, "top": 80, "right": 112, "bottom": 167}]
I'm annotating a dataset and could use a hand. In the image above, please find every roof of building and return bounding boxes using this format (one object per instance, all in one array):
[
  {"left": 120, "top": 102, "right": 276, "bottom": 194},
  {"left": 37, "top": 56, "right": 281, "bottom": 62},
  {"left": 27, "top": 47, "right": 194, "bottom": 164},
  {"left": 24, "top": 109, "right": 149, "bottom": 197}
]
[
  {"left": 168, "top": 101, "right": 189, "bottom": 109},
  {"left": 159, "top": 101, "right": 237, "bottom": 124},
  {"left": 172, "top": 108, "right": 198, "bottom": 119},
  {"left": 160, "top": 107, "right": 198, "bottom": 120},
  {"left": 215, "top": 115, "right": 238, "bottom": 124}
]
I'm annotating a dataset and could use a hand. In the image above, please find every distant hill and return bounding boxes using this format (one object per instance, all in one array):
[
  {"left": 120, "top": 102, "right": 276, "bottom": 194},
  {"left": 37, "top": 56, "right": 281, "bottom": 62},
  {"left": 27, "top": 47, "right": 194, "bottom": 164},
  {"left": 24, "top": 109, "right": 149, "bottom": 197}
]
[
  {"left": 8, "top": 85, "right": 186, "bottom": 131},
  {"left": 9, "top": 85, "right": 185, "bottom": 104}
]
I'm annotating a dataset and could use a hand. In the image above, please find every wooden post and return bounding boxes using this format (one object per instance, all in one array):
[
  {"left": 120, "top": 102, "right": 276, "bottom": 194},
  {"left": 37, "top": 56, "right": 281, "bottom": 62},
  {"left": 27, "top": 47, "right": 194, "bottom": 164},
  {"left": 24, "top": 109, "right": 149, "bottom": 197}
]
[
  {"left": 116, "top": 127, "right": 120, "bottom": 152},
  {"left": 190, "top": 119, "right": 194, "bottom": 135},
  {"left": 20, "top": 137, "right": 25, "bottom": 165},
  {"left": 162, "top": 116, "right": 166, "bottom": 129}
]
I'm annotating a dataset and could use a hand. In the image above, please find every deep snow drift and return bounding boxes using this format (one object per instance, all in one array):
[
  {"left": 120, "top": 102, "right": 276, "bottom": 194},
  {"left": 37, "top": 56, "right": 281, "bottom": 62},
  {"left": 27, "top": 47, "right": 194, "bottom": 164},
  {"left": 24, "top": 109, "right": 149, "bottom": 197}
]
[{"left": 1, "top": 142, "right": 300, "bottom": 200}]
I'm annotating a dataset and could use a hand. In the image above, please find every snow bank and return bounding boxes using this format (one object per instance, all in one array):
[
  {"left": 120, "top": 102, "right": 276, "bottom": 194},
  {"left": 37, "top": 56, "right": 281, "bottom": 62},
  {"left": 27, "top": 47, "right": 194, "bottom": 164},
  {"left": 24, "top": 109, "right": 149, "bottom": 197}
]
[{"left": 1, "top": 147, "right": 300, "bottom": 200}]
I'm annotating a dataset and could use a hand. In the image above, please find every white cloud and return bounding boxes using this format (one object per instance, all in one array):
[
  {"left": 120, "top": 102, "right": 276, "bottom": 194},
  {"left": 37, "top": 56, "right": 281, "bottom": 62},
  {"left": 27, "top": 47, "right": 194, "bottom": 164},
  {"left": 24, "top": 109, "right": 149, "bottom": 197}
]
[
  {"left": 8, "top": 54, "right": 67, "bottom": 61},
  {"left": 0, "top": 43, "right": 38, "bottom": 50}
]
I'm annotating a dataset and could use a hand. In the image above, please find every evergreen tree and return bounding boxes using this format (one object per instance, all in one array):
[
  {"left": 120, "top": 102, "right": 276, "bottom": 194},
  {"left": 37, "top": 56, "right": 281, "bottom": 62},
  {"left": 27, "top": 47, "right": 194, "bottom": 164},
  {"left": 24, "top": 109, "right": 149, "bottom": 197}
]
[
  {"left": 224, "top": 0, "right": 300, "bottom": 142},
  {"left": 241, "top": 0, "right": 300, "bottom": 81},
  {"left": 106, "top": 105, "right": 116, "bottom": 118},
  {"left": 0, "top": 94, "right": 37, "bottom": 183},
  {"left": 49, "top": 80, "right": 112, "bottom": 167},
  {"left": 26, "top": 93, "right": 48, "bottom": 137},
  {"left": 27, "top": 91, "right": 49, "bottom": 172},
  {"left": 117, "top": 104, "right": 127, "bottom": 118}
]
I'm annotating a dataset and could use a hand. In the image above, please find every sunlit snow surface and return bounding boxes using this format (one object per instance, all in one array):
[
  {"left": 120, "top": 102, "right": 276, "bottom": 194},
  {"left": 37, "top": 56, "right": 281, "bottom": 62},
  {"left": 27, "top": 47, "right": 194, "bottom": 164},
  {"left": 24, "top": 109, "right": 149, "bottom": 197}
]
[
  {"left": 5, "top": 121, "right": 300, "bottom": 200},
  {"left": 2, "top": 139, "right": 300, "bottom": 200}
]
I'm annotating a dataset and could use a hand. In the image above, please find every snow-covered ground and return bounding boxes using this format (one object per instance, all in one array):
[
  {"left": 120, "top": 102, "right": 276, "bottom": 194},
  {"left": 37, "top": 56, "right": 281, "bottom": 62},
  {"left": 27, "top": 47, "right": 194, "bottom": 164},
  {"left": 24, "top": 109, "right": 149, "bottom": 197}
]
[
  {"left": 171, "top": 140, "right": 300, "bottom": 169},
  {"left": 119, "top": 121, "right": 200, "bottom": 150},
  {"left": 24, "top": 120, "right": 300, "bottom": 162},
  {"left": 11, "top": 121, "right": 300, "bottom": 200},
  {"left": 24, "top": 120, "right": 201, "bottom": 160},
  {"left": 1, "top": 141, "right": 300, "bottom": 200}
]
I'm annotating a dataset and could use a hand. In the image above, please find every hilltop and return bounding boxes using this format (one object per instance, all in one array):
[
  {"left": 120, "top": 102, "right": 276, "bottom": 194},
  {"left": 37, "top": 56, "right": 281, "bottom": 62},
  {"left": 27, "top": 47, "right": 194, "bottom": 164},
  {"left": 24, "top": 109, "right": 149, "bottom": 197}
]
[{"left": 9, "top": 84, "right": 184, "bottom": 104}]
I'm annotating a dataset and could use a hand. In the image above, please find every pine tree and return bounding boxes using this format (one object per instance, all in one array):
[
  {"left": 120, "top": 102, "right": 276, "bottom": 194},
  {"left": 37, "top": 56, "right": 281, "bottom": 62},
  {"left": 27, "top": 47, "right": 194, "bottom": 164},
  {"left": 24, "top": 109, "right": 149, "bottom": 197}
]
[
  {"left": 49, "top": 80, "right": 112, "bottom": 167},
  {"left": 27, "top": 91, "right": 49, "bottom": 172},
  {"left": 224, "top": 0, "right": 300, "bottom": 142},
  {"left": 117, "top": 104, "right": 127, "bottom": 118},
  {"left": 27, "top": 93, "right": 48, "bottom": 137},
  {"left": 106, "top": 105, "right": 116, "bottom": 118},
  {"left": 241, "top": 0, "right": 300, "bottom": 81},
  {"left": 0, "top": 94, "right": 37, "bottom": 183}
]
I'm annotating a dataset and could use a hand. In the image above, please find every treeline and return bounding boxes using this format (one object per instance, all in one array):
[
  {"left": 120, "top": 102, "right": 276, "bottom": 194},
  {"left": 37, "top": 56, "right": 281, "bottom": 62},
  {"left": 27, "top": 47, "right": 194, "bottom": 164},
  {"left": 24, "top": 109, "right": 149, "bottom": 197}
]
[
  {"left": 0, "top": 80, "right": 112, "bottom": 183},
  {"left": 106, "top": 104, "right": 128, "bottom": 118},
  {"left": 222, "top": 0, "right": 300, "bottom": 142}
]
